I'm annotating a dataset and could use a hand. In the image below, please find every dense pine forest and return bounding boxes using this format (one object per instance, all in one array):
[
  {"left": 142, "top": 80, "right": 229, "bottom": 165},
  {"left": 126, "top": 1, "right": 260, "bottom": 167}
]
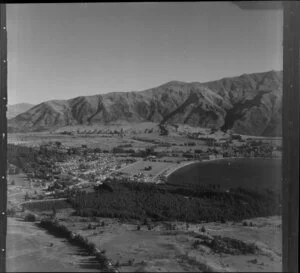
[{"left": 68, "top": 180, "right": 281, "bottom": 223}]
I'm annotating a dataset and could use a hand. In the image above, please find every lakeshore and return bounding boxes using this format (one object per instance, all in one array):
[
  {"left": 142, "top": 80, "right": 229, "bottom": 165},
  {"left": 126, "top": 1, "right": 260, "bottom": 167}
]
[{"left": 167, "top": 157, "right": 282, "bottom": 191}]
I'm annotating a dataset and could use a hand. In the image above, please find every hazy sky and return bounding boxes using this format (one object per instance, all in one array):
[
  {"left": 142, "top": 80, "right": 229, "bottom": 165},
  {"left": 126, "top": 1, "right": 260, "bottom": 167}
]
[{"left": 7, "top": 2, "right": 283, "bottom": 105}]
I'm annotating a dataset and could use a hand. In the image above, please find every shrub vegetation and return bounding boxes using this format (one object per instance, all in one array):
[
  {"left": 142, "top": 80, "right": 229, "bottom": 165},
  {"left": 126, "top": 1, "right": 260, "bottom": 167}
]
[{"left": 24, "top": 213, "right": 37, "bottom": 222}]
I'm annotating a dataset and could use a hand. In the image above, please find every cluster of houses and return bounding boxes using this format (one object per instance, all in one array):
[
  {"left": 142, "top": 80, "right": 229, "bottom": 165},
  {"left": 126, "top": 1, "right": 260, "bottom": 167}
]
[{"left": 55, "top": 152, "right": 132, "bottom": 183}]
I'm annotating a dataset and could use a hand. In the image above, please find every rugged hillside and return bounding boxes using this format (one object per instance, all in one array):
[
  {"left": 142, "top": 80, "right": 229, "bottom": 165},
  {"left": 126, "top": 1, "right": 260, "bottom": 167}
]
[
  {"left": 7, "top": 103, "right": 34, "bottom": 119},
  {"left": 8, "top": 70, "right": 282, "bottom": 136}
]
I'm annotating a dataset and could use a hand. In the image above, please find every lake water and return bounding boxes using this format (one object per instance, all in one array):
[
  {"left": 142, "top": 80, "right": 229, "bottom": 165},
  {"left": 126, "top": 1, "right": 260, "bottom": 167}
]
[{"left": 167, "top": 158, "right": 282, "bottom": 191}]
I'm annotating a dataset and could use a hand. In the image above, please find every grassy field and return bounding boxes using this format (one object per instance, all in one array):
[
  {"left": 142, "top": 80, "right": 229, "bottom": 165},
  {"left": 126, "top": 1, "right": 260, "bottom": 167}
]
[
  {"left": 118, "top": 161, "right": 177, "bottom": 176},
  {"left": 6, "top": 218, "right": 98, "bottom": 272}
]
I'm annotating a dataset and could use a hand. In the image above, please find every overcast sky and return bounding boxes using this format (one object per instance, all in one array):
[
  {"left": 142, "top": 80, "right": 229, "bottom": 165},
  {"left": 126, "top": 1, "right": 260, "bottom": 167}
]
[{"left": 7, "top": 2, "right": 283, "bottom": 105}]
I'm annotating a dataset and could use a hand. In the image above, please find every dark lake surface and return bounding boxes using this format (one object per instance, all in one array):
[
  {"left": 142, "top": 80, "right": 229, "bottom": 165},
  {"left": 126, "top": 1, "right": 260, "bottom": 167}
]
[{"left": 167, "top": 158, "right": 282, "bottom": 191}]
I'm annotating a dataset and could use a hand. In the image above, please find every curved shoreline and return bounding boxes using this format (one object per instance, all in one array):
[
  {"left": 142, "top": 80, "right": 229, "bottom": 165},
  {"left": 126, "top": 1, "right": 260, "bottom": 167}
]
[
  {"left": 165, "top": 156, "right": 281, "bottom": 179},
  {"left": 164, "top": 160, "right": 198, "bottom": 178}
]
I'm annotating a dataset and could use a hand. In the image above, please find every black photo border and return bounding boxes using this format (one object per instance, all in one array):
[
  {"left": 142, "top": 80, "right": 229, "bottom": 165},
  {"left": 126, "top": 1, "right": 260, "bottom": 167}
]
[{"left": 0, "top": 3, "right": 7, "bottom": 273}]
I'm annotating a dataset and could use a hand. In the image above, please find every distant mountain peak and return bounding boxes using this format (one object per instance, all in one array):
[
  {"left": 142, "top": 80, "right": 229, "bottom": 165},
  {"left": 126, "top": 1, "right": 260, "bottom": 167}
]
[
  {"left": 7, "top": 103, "right": 35, "bottom": 119},
  {"left": 161, "top": 80, "right": 187, "bottom": 86}
]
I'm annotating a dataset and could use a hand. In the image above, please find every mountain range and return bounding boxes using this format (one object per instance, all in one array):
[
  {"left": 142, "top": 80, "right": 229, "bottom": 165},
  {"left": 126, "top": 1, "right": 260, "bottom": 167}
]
[{"left": 8, "top": 70, "right": 282, "bottom": 136}]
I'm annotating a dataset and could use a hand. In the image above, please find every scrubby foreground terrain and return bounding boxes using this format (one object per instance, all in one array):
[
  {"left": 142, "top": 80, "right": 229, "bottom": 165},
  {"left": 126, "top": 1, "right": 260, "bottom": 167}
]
[
  {"left": 8, "top": 70, "right": 282, "bottom": 136},
  {"left": 40, "top": 209, "right": 282, "bottom": 272}
]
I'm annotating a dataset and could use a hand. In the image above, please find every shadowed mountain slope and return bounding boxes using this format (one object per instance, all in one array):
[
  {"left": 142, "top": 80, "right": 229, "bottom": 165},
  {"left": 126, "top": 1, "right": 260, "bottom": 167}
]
[{"left": 8, "top": 70, "right": 282, "bottom": 136}]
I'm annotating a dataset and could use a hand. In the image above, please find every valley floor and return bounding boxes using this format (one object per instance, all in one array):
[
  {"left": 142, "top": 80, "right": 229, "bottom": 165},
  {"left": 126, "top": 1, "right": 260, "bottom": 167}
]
[{"left": 6, "top": 128, "right": 282, "bottom": 272}]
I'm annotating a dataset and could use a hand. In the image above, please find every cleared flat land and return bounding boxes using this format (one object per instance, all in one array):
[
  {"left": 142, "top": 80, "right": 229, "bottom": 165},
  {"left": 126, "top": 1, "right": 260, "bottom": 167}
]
[
  {"left": 6, "top": 218, "right": 101, "bottom": 272},
  {"left": 8, "top": 132, "right": 153, "bottom": 150},
  {"left": 119, "top": 161, "right": 177, "bottom": 176}
]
